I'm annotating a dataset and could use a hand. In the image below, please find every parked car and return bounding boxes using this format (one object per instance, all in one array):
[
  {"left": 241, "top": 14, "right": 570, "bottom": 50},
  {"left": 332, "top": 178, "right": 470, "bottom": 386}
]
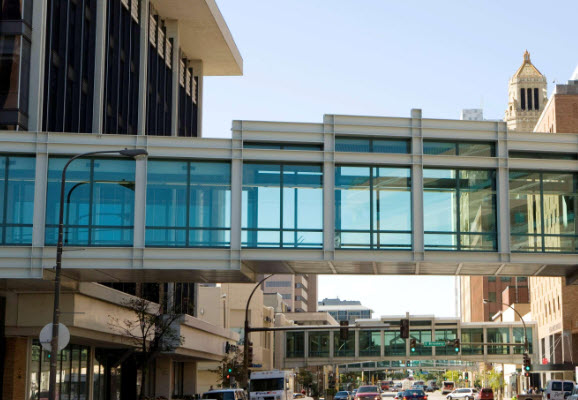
[
  {"left": 425, "top": 387, "right": 435, "bottom": 393},
  {"left": 447, "top": 388, "right": 477, "bottom": 400},
  {"left": 203, "top": 389, "right": 248, "bottom": 400},
  {"left": 402, "top": 390, "right": 427, "bottom": 400},
  {"left": 394, "top": 392, "right": 404, "bottom": 400},
  {"left": 475, "top": 388, "right": 494, "bottom": 400},
  {"left": 413, "top": 386, "right": 426, "bottom": 393},
  {"left": 335, "top": 391, "right": 352, "bottom": 400},
  {"left": 442, "top": 382, "right": 455, "bottom": 395},
  {"left": 566, "top": 385, "right": 578, "bottom": 400},
  {"left": 543, "top": 381, "right": 576, "bottom": 400},
  {"left": 352, "top": 390, "right": 358, "bottom": 398},
  {"left": 355, "top": 386, "right": 382, "bottom": 400}
]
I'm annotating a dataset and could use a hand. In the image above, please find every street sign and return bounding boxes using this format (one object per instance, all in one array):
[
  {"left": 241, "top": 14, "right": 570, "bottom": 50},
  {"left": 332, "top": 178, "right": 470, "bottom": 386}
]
[
  {"left": 39, "top": 323, "right": 70, "bottom": 352},
  {"left": 423, "top": 341, "right": 445, "bottom": 347}
]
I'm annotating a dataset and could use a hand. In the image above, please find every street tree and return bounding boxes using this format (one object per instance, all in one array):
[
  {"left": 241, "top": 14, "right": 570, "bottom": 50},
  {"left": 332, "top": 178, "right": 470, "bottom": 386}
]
[
  {"left": 108, "top": 297, "right": 184, "bottom": 400},
  {"left": 444, "top": 370, "right": 461, "bottom": 384},
  {"left": 211, "top": 347, "right": 244, "bottom": 388}
]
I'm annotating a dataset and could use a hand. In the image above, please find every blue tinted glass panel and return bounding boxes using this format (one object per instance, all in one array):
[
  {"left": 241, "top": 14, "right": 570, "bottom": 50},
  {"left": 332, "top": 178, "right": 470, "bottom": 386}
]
[
  {"left": 336, "top": 166, "right": 411, "bottom": 249},
  {"left": 146, "top": 160, "right": 231, "bottom": 247},
  {"left": 46, "top": 157, "right": 135, "bottom": 246},
  {"left": 335, "top": 138, "right": 371, "bottom": 152},
  {"left": 424, "top": 169, "right": 497, "bottom": 251},
  {"left": 372, "top": 139, "right": 410, "bottom": 154},
  {"left": 243, "top": 163, "right": 322, "bottom": 248},
  {"left": 0, "top": 155, "right": 35, "bottom": 245},
  {"left": 459, "top": 143, "right": 494, "bottom": 157},
  {"left": 423, "top": 142, "right": 456, "bottom": 156}
]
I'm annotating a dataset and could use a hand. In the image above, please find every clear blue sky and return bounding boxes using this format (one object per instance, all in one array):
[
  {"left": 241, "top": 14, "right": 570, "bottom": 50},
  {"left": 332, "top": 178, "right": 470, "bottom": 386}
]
[{"left": 202, "top": 0, "right": 578, "bottom": 317}]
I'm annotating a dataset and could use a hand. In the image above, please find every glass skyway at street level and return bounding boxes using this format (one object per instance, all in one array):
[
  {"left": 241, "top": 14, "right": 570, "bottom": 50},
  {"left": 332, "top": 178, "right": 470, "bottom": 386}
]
[
  {"left": 0, "top": 113, "right": 576, "bottom": 280},
  {"left": 280, "top": 318, "right": 536, "bottom": 369}
]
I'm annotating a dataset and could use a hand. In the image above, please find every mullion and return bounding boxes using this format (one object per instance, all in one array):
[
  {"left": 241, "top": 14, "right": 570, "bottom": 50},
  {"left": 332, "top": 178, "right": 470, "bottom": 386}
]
[
  {"left": 2, "top": 157, "right": 9, "bottom": 246},
  {"left": 539, "top": 172, "right": 545, "bottom": 252},
  {"left": 279, "top": 164, "right": 284, "bottom": 248},
  {"left": 375, "top": 167, "right": 381, "bottom": 249},
  {"left": 456, "top": 169, "right": 461, "bottom": 251},
  {"left": 87, "top": 160, "right": 94, "bottom": 245},
  {"left": 369, "top": 167, "right": 374, "bottom": 249},
  {"left": 185, "top": 162, "right": 191, "bottom": 246}
]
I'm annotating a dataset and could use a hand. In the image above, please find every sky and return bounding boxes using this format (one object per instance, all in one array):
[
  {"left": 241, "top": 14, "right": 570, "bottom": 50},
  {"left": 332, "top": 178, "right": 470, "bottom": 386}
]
[{"left": 201, "top": 1, "right": 578, "bottom": 317}]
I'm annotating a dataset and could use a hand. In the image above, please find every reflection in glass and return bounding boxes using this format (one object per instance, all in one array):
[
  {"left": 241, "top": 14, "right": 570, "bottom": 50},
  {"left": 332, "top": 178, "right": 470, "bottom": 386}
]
[
  {"left": 435, "top": 329, "right": 457, "bottom": 356},
  {"left": 286, "top": 332, "right": 305, "bottom": 358},
  {"left": 423, "top": 141, "right": 494, "bottom": 157},
  {"left": 424, "top": 169, "right": 496, "bottom": 251},
  {"left": 509, "top": 171, "right": 577, "bottom": 252},
  {"left": 487, "top": 327, "right": 509, "bottom": 355},
  {"left": 308, "top": 331, "right": 330, "bottom": 357},
  {"left": 461, "top": 328, "right": 484, "bottom": 355},
  {"left": 0, "top": 155, "right": 35, "bottom": 244},
  {"left": 46, "top": 158, "right": 136, "bottom": 246},
  {"left": 146, "top": 160, "right": 231, "bottom": 247},
  {"left": 243, "top": 163, "right": 323, "bottom": 248},
  {"left": 335, "top": 137, "right": 410, "bottom": 154},
  {"left": 334, "top": 331, "right": 355, "bottom": 357},
  {"left": 359, "top": 330, "right": 381, "bottom": 356},
  {"left": 410, "top": 330, "right": 432, "bottom": 356},
  {"left": 335, "top": 166, "right": 411, "bottom": 249},
  {"left": 513, "top": 327, "right": 533, "bottom": 354},
  {"left": 384, "top": 331, "right": 406, "bottom": 356}
]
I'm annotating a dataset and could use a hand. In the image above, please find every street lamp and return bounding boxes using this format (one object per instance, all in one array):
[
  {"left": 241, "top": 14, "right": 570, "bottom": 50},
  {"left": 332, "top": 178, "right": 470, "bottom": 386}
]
[
  {"left": 48, "top": 148, "right": 148, "bottom": 400},
  {"left": 242, "top": 274, "right": 274, "bottom": 388},
  {"left": 482, "top": 298, "right": 529, "bottom": 353}
]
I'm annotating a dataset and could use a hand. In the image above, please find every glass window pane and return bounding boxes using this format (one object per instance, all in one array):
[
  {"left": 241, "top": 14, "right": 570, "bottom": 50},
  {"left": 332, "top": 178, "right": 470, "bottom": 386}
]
[
  {"left": 334, "top": 331, "right": 355, "bottom": 357},
  {"left": 146, "top": 160, "right": 188, "bottom": 228},
  {"left": 309, "top": 331, "right": 330, "bottom": 357},
  {"left": 458, "top": 143, "right": 494, "bottom": 157},
  {"left": 372, "top": 139, "right": 410, "bottom": 154},
  {"left": 1, "top": 155, "right": 35, "bottom": 244},
  {"left": 46, "top": 157, "right": 135, "bottom": 246},
  {"left": 384, "top": 331, "right": 405, "bottom": 356},
  {"left": 423, "top": 142, "right": 456, "bottom": 156},
  {"left": 359, "top": 331, "right": 381, "bottom": 357},
  {"left": 435, "top": 329, "right": 457, "bottom": 355},
  {"left": 335, "top": 138, "right": 370, "bottom": 152},
  {"left": 509, "top": 171, "right": 542, "bottom": 236},
  {"left": 461, "top": 328, "right": 484, "bottom": 355}
]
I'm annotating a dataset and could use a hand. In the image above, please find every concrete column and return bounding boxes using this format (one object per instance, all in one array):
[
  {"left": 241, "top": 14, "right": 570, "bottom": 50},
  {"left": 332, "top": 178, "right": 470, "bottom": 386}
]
[
  {"left": 230, "top": 143, "right": 243, "bottom": 252},
  {"left": 323, "top": 115, "right": 335, "bottom": 255},
  {"left": 380, "top": 330, "right": 385, "bottom": 358},
  {"left": 304, "top": 331, "right": 309, "bottom": 362},
  {"left": 31, "top": 152, "right": 48, "bottom": 247},
  {"left": 92, "top": 0, "right": 108, "bottom": 133},
  {"left": 133, "top": 155, "right": 148, "bottom": 248},
  {"left": 28, "top": 0, "right": 47, "bottom": 131},
  {"left": 190, "top": 60, "right": 203, "bottom": 137},
  {"left": 166, "top": 20, "right": 180, "bottom": 136},
  {"left": 155, "top": 357, "right": 174, "bottom": 399},
  {"left": 329, "top": 330, "right": 334, "bottom": 361},
  {"left": 497, "top": 166, "right": 511, "bottom": 257},
  {"left": 411, "top": 109, "right": 424, "bottom": 256},
  {"left": 183, "top": 362, "right": 197, "bottom": 396},
  {"left": 354, "top": 329, "right": 359, "bottom": 359},
  {"left": 137, "top": 0, "right": 150, "bottom": 135}
]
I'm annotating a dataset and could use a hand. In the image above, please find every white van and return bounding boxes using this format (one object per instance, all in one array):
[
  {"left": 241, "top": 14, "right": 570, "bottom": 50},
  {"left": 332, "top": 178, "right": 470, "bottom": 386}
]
[{"left": 543, "top": 380, "right": 575, "bottom": 400}]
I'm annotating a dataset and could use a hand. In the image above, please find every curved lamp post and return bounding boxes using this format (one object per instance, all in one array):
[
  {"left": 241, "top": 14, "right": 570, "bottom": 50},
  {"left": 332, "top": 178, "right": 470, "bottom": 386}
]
[
  {"left": 48, "top": 148, "right": 148, "bottom": 400},
  {"left": 482, "top": 298, "right": 529, "bottom": 353},
  {"left": 242, "top": 274, "right": 275, "bottom": 388}
]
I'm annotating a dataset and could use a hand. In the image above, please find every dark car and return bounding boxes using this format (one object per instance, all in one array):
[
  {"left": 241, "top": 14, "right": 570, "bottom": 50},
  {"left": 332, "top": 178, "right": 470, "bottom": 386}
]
[
  {"left": 475, "top": 389, "right": 494, "bottom": 400},
  {"left": 336, "top": 392, "right": 352, "bottom": 400},
  {"left": 402, "top": 390, "right": 427, "bottom": 400},
  {"left": 356, "top": 386, "right": 382, "bottom": 400},
  {"left": 425, "top": 387, "right": 435, "bottom": 393}
]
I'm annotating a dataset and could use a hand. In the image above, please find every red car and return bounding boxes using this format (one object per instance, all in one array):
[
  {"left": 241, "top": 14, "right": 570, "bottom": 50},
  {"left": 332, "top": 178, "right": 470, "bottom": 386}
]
[
  {"left": 476, "top": 388, "right": 494, "bottom": 400},
  {"left": 355, "top": 386, "right": 382, "bottom": 400}
]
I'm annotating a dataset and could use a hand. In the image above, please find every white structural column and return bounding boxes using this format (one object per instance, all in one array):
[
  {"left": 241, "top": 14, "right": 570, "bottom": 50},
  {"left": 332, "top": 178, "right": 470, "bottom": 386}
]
[
  {"left": 354, "top": 329, "right": 360, "bottom": 358},
  {"left": 137, "top": 0, "right": 150, "bottom": 135},
  {"left": 31, "top": 148, "right": 48, "bottom": 278},
  {"left": 230, "top": 121, "right": 243, "bottom": 257},
  {"left": 323, "top": 115, "right": 336, "bottom": 258},
  {"left": 91, "top": 0, "right": 108, "bottom": 133},
  {"left": 28, "top": 0, "right": 47, "bottom": 131},
  {"left": 190, "top": 60, "right": 204, "bottom": 137},
  {"left": 411, "top": 109, "right": 425, "bottom": 257},
  {"left": 133, "top": 154, "right": 148, "bottom": 250},
  {"left": 496, "top": 123, "right": 511, "bottom": 259},
  {"left": 329, "top": 330, "right": 335, "bottom": 360},
  {"left": 166, "top": 20, "right": 180, "bottom": 136}
]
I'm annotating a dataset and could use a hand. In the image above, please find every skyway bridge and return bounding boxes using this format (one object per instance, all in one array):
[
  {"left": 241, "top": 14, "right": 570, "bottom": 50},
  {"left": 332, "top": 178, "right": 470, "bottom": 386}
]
[{"left": 277, "top": 317, "right": 537, "bottom": 369}]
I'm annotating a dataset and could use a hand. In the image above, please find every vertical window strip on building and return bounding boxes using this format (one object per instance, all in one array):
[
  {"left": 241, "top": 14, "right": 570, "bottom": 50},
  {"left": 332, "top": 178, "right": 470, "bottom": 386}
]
[
  {"left": 103, "top": 0, "right": 140, "bottom": 135},
  {"left": 335, "top": 166, "right": 412, "bottom": 250},
  {"left": 45, "top": 157, "right": 137, "bottom": 246},
  {"left": 177, "top": 59, "right": 197, "bottom": 137},
  {"left": 520, "top": 88, "right": 526, "bottom": 110},
  {"left": 146, "top": 160, "right": 231, "bottom": 247},
  {"left": 42, "top": 0, "right": 96, "bottom": 133},
  {"left": 242, "top": 163, "right": 323, "bottom": 248},
  {"left": 509, "top": 171, "right": 577, "bottom": 253},
  {"left": 0, "top": 155, "right": 35, "bottom": 244},
  {"left": 423, "top": 168, "right": 497, "bottom": 251},
  {"left": 146, "top": 10, "right": 172, "bottom": 136}
]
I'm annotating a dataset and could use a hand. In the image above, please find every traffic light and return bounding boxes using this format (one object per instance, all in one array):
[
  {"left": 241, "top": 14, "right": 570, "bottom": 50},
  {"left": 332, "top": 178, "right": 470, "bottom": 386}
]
[
  {"left": 340, "top": 320, "right": 349, "bottom": 340},
  {"left": 523, "top": 353, "right": 531, "bottom": 376},
  {"left": 453, "top": 339, "right": 460, "bottom": 353},
  {"left": 463, "top": 372, "right": 469, "bottom": 381},
  {"left": 410, "top": 338, "right": 417, "bottom": 353},
  {"left": 400, "top": 319, "right": 410, "bottom": 339},
  {"left": 248, "top": 341, "right": 254, "bottom": 365}
]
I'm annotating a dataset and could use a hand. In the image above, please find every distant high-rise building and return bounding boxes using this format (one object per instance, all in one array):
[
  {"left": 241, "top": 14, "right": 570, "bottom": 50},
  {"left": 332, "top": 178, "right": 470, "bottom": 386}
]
[
  {"left": 460, "top": 276, "right": 529, "bottom": 322},
  {"left": 505, "top": 51, "right": 548, "bottom": 132},
  {"left": 534, "top": 65, "right": 578, "bottom": 133},
  {"left": 461, "top": 109, "right": 484, "bottom": 121},
  {"left": 317, "top": 298, "right": 373, "bottom": 322},
  {"left": 261, "top": 274, "right": 315, "bottom": 312}
]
